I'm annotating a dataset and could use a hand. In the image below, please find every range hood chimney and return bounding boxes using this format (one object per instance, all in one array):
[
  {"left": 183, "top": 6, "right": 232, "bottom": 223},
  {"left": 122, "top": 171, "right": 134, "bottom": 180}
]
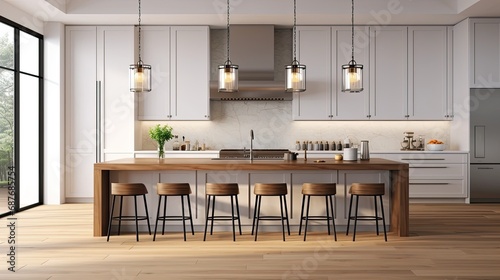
[{"left": 211, "top": 25, "right": 292, "bottom": 101}]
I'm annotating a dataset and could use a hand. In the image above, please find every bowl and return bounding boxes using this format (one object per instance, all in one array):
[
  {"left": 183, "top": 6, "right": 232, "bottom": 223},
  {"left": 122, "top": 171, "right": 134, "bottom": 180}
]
[{"left": 426, "top": 143, "right": 445, "bottom": 151}]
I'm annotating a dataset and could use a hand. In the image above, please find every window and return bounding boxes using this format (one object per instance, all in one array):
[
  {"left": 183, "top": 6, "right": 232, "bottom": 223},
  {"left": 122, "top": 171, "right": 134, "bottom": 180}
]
[{"left": 0, "top": 16, "right": 43, "bottom": 217}]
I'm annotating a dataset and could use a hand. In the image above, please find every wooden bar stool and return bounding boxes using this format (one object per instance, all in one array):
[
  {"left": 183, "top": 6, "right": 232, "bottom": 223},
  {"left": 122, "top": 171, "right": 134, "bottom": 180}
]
[
  {"left": 106, "top": 183, "right": 151, "bottom": 242},
  {"left": 203, "top": 183, "right": 242, "bottom": 241},
  {"left": 299, "top": 183, "right": 337, "bottom": 241},
  {"left": 252, "top": 183, "right": 290, "bottom": 241},
  {"left": 153, "top": 183, "right": 194, "bottom": 241},
  {"left": 346, "top": 183, "right": 387, "bottom": 241}
]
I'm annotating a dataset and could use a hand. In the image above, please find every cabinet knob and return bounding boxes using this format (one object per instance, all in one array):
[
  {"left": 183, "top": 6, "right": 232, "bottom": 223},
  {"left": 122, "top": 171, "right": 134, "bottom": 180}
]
[
  {"left": 445, "top": 115, "right": 449, "bottom": 118},
  {"left": 205, "top": 115, "right": 209, "bottom": 118},
  {"left": 366, "top": 115, "right": 371, "bottom": 118},
  {"left": 405, "top": 115, "right": 410, "bottom": 118}
]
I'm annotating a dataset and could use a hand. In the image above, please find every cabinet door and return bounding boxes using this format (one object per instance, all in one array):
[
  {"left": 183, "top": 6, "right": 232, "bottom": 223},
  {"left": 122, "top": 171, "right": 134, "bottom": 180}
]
[
  {"left": 293, "top": 26, "right": 332, "bottom": 120},
  {"left": 332, "top": 27, "right": 370, "bottom": 119},
  {"left": 170, "top": 26, "right": 210, "bottom": 120},
  {"left": 408, "top": 26, "right": 448, "bottom": 120},
  {"left": 98, "top": 26, "right": 135, "bottom": 153},
  {"left": 370, "top": 26, "right": 408, "bottom": 120},
  {"left": 470, "top": 19, "right": 500, "bottom": 87},
  {"left": 137, "top": 26, "right": 171, "bottom": 120},
  {"left": 65, "top": 26, "right": 98, "bottom": 199}
]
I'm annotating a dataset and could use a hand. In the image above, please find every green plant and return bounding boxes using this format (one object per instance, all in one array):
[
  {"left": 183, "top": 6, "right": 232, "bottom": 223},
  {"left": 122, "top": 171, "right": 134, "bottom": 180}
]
[{"left": 148, "top": 124, "right": 174, "bottom": 144}]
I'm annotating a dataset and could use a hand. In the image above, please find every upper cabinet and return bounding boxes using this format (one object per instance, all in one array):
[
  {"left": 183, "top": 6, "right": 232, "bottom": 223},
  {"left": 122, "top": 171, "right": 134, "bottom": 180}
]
[
  {"left": 470, "top": 18, "right": 500, "bottom": 88},
  {"left": 293, "top": 26, "right": 370, "bottom": 120},
  {"left": 295, "top": 25, "right": 452, "bottom": 121},
  {"left": 137, "top": 26, "right": 210, "bottom": 121}
]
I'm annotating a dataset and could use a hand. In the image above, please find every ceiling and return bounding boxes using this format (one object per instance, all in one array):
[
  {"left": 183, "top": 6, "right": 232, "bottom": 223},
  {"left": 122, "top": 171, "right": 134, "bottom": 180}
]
[{"left": 3, "top": 0, "right": 500, "bottom": 27}]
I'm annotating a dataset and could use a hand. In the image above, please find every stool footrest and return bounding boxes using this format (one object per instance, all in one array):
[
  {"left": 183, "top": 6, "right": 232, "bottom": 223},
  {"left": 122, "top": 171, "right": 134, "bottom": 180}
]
[
  {"left": 349, "top": 215, "right": 383, "bottom": 221},
  {"left": 256, "top": 215, "right": 288, "bottom": 221},
  {"left": 301, "top": 216, "right": 334, "bottom": 221},
  {"left": 112, "top": 215, "right": 148, "bottom": 221},
  {"left": 207, "top": 216, "right": 239, "bottom": 221},
  {"left": 157, "top": 216, "right": 191, "bottom": 221}
]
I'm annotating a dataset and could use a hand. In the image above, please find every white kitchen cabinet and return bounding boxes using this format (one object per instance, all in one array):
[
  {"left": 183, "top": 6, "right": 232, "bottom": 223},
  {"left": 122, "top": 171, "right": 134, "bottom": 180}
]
[
  {"left": 369, "top": 26, "right": 408, "bottom": 120},
  {"left": 332, "top": 27, "right": 371, "bottom": 119},
  {"left": 408, "top": 26, "right": 452, "bottom": 120},
  {"left": 65, "top": 26, "right": 134, "bottom": 199},
  {"left": 293, "top": 26, "right": 370, "bottom": 120},
  {"left": 470, "top": 18, "right": 500, "bottom": 88},
  {"left": 137, "top": 26, "right": 210, "bottom": 120},
  {"left": 293, "top": 26, "right": 332, "bottom": 120},
  {"left": 376, "top": 152, "right": 468, "bottom": 201}
]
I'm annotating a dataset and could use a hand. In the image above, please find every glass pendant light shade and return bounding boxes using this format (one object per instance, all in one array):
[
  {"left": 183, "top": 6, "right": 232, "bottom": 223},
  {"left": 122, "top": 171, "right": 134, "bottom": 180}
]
[
  {"left": 130, "top": 61, "right": 152, "bottom": 92},
  {"left": 341, "top": 62, "right": 363, "bottom": 92},
  {"left": 286, "top": 61, "right": 306, "bottom": 92},
  {"left": 218, "top": 62, "right": 239, "bottom": 92}
]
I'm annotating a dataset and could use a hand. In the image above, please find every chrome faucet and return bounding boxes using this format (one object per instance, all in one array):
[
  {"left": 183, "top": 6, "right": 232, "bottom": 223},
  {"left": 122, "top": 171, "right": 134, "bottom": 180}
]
[{"left": 250, "top": 129, "right": 254, "bottom": 161}]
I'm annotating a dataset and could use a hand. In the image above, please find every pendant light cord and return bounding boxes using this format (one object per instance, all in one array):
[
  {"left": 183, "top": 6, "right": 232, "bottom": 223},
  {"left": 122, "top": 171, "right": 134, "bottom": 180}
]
[
  {"left": 226, "top": 0, "right": 231, "bottom": 64},
  {"left": 138, "top": 0, "right": 142, "bottom": 64},
  {"left": 350, "top": 0, "right": 355, "bottom": 64},
  {"left": 293, "top": 0, "right": 297, "bottom": 63}
]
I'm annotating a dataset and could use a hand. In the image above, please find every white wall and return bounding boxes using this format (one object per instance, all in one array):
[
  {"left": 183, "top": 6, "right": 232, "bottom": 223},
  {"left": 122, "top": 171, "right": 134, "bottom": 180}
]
[
  {"left": 43, "top": 22, "right": 65, "bottom": 204},
  {"left": 0, "top": 0, "right": 44, "bottom": 34}
]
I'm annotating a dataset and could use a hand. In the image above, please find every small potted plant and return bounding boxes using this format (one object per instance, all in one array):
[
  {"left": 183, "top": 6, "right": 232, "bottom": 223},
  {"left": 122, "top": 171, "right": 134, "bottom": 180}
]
[{"left": 148, "top": 124, "right": 173, "bottom": 159}]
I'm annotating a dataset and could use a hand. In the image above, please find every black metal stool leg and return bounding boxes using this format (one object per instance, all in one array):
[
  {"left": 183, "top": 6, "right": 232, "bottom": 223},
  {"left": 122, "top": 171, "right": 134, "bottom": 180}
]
[
  {"left": 325, "top": 196, "right": 331, "bottom": 235},
  {"left": 353, "top": 195, "right": 359, "bottom": 242},
  {"left": 346, "top": 194, "right": 354, "bottom": 236},
  {"left": 279, "top": 195, "right": 286, "bottom": 241},
  {"left": 251, "top": 195, "right": 259, "bottom": 235},
  {"left": 203, "top": 195, "right": 211, "bottom": 241},
  {"left": 255, "top": 195, "right": 262, "bottom": 241},
  {"left": 181, "top": 195, "right": 187, "bottom": 241},
  {"left": 329, "top": 195, "right": 337, "bottom": 241},
  {"left": 235, "top": 195, "right": 242, "bottom": 235},
  {"left": 230, "top": 195, "right": 236, "bottom": 242},
  {"left": 283, "top": 195, "right": 290, "bottom": 235},
  {"left": 304, "top": 195, "right": 311, "bottom": 241},
  {"left": 380, "top": 195, "right": 387, "bottom": 242},
  {"left": 187, "top": 195, "right": 195, "bottom": 235},
  {"left": 374, "top": 196, "right": 380, "bottom": 235},
  {"left": 162, "top": 196, "right": 168, "bottom": 235},
  {"left": 107, "top": 196, "right": 116, "bottom": 242},
  {"left": 210, "top": 196, "right": 216, "bottom": 235},
  {"left": 118, "top": 196, "right": 124, "bottom": 236},
  {"left": 153, "top": 195, "right": 162, "bottom": 241},
  {"left": 134, "top": 195, "right": 139, "bottom": 241},
  {"left": 298, "top": 195, "right": 306, "bottom": 235},
  {"left": 143, "top": 194, "right": 151, "bottom": 235}
]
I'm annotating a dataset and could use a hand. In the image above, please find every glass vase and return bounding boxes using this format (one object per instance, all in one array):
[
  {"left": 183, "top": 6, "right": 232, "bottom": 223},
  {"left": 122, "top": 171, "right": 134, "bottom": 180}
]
[{"left": 157, "top": 141, "right": 165, "bottom": 159}]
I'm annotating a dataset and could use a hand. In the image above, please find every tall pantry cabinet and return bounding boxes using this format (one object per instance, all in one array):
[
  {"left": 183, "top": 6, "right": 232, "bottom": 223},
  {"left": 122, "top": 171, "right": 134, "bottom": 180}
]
[{"left": 65, "top": 26, "right": 135, "bottom": 200}]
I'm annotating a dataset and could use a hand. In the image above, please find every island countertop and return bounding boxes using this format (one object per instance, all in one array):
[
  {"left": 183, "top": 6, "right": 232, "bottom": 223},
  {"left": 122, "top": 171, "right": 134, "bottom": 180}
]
[{"left": 94, "top": 158, "right": 409, "bottom": 237}]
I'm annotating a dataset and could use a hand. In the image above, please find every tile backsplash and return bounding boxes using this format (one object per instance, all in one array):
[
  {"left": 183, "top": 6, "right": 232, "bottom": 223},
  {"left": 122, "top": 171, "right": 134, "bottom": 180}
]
[{"left": 139, "top": 101, "right": 450, "bottom": 151}]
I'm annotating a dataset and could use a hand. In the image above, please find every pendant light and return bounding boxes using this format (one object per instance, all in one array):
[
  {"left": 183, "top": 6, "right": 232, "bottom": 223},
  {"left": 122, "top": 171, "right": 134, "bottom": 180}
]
[
  {"left": 218, "top": 0, "right": 238, "bottom": 92},
  {"left": 129, "top": 0, "right": 151, "bottom": 92},
  {"left": 286, "top": 0, "right": 306, "bottom": 92},
  {"left": 341, "top": 0, "right": 363, "bottom": 93}
]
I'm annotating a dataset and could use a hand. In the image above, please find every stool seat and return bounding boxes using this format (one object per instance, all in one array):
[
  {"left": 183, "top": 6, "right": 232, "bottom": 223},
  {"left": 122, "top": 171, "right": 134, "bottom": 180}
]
[
  {"left": 154, "top": 183, "right": 194, "bottom": 241},
  {"left": 299, "top": 183, "right": 337, "bottom": 241},
  {"left": 349, "top": 183, "right": 385, "bottom": 196},
  {"left": 252, "top": 183, "right": 290, "bottom": 241},
  {"left": 347, "top": 183, "right": 387, "bottom": 242},
  {"left": 107, "top": 183, "right": 151, "bottom": 242},
  {"left": 204, "top": 183, "right": 242, "bottom": 241}
]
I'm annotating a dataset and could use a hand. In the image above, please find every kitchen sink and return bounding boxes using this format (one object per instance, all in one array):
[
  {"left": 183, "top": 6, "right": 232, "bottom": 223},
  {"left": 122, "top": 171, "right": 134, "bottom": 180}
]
[{"left": 214, "top": 149, "right": 289, "bottom": 160}]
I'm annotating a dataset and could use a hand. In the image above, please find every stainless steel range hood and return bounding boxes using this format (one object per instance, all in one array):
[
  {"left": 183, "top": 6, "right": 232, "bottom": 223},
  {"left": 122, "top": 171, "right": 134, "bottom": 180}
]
[{"left": 210, "top": 25, "right": 292, "bottom": 101}]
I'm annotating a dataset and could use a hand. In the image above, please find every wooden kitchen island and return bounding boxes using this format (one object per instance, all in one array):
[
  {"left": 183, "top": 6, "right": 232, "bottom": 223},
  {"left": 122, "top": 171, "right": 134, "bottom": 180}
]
[{"left": 94, "top": 158, "right": 409, "bottom": 237}]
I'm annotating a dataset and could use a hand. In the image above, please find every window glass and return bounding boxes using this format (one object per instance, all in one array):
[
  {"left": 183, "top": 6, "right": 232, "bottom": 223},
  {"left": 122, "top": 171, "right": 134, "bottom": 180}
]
[
  {"left": 0, "top": 23, "right": 14, "bottom": 69},
  {"left": 20, "top": 31, "right": 39, "bottom": 75},
  {"left": 0, "top": 69, "right": 14, "bottom": 214}
]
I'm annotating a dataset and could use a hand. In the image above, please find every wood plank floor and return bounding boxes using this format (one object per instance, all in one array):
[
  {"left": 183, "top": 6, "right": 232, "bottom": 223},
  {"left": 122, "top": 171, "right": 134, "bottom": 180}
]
[{"left": 0, "top": 203, "right": 499, "bottom": 279}]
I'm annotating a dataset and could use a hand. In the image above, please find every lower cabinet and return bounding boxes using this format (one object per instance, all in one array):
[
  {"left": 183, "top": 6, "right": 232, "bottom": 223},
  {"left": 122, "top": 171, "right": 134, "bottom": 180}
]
[{"left": 376, "top": 152, "right": 468, "bottom": 202}]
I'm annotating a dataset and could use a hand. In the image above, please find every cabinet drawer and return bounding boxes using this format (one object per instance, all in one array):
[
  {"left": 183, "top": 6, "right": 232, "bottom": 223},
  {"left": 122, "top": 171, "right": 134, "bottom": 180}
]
[
  {"left": 409, "top": 179, "right": 467, "bottom": 198},
  {"left": 409, "top": 164, "right": 466, "bottom": 178},
  {"left": 378, "top": 153, "right": 467, "bottom": 163}
]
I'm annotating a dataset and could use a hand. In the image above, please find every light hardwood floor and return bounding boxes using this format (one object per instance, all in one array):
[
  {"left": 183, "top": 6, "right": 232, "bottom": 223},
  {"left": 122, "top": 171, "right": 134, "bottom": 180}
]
[{"left": 0, "top": 203, "right": 499, "bottom": 279}]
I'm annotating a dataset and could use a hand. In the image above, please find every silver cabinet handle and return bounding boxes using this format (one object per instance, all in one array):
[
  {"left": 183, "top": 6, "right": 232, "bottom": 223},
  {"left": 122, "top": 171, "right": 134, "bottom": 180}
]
[
  {"left": 411, "top": 166, "right": 448, "bottom": 169},
  {"left": 410, "top": 183, "right": 450, "bottom": 185},
  {"left": 477, "top": 167, "right": 494, "bottom": 170},
  {"left": 401, "top": 158, "right": 445, "bottom": 161}
]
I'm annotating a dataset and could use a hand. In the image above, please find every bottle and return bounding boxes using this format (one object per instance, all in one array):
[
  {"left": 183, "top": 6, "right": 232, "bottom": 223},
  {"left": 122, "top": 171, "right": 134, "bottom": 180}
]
[
  {"left": 331, "top": 141, "right": 336, "bottom": 151},
  {"left": 172, "top": 135, "right": 180, "bottom": 150},
  {"left": 295, "top": 141, "right": 301, "bottom": 150},
  {"left": 319, "top": 141, "right": 324, "bottom": 151},
  {"left": 313, "top": 141, "right": 319, "bottom": 151},
  {"left": 324, "top": 141, "right": 329, "bottom": 151},
  {"left": 302, "top": 141, "right": 307, "bottom": 150},
  {"left": 307, "top": 141, "right": 313, "bottom": 151},
  {"left": 337, "top": 141, "right": 343, "bottom": 151},
  {"left": 185, "top": 140, "right": 191, "bottom": 151}
]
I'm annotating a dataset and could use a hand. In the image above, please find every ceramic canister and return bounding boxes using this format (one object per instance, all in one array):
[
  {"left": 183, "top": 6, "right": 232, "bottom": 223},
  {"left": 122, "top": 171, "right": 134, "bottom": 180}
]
[{"left": 343, "top": 147, "right": 358, "bottom": 161}]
